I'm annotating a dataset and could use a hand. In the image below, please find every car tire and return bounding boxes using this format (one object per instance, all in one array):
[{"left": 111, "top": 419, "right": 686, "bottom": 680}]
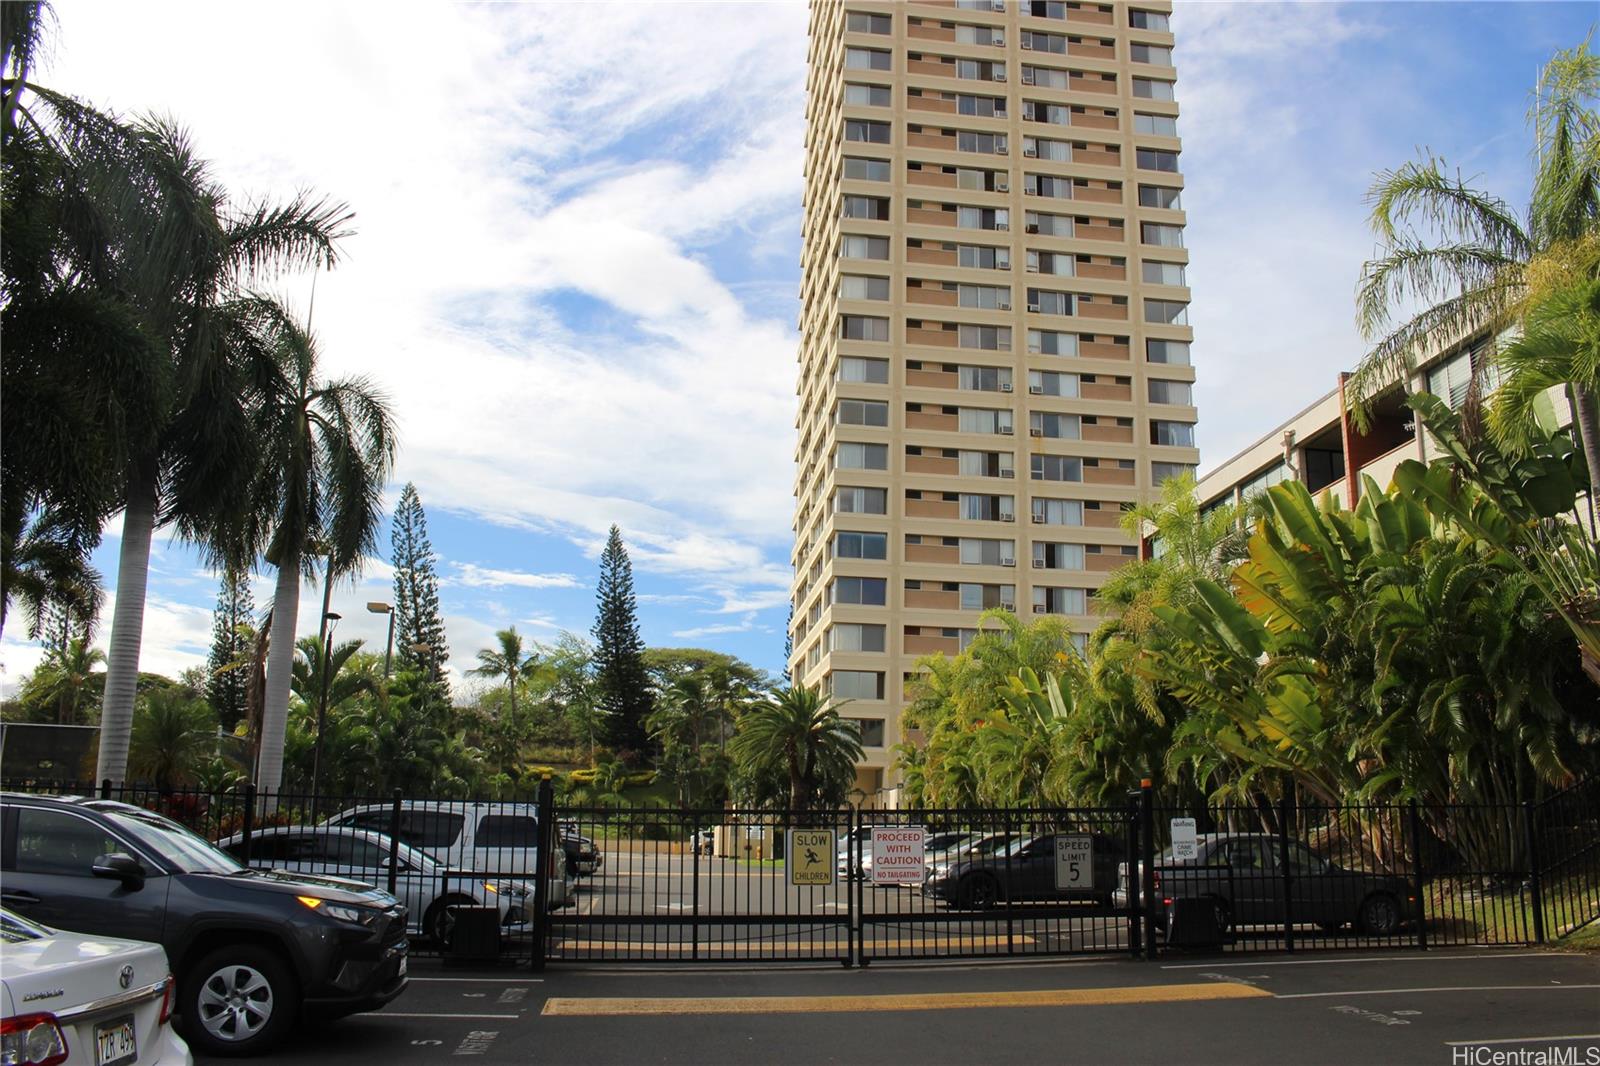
[
  {"left": 1358, "top": 893, "right": 1401, "bottom": 936},
  {"left": 425, "top": 894, "right": 479, "bottom": 944},
  {"left": 959, "top": 874, "right": 1001, "bottom": 911},
  {"left": 1209, "top": 896, "right": 1232, "bottom": 936},
  {"left": 180, "top": 944, "right": 298, "bottom": 1057}
]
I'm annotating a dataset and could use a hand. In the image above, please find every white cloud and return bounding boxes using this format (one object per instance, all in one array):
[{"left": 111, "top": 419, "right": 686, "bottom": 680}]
[{"left": 451, "top": 564, "right": 583, "bottom": 591}]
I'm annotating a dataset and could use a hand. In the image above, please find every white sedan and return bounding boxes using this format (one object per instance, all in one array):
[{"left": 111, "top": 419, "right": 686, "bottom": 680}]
[{"left": 1, "top": 909, "right": 190, "bottom": 1066}]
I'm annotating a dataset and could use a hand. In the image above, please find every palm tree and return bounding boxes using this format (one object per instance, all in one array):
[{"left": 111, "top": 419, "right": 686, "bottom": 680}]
[
  {"left": 19, "top": 636, "right": 105, "bottom": 724},
  {"left": 245, "top": 305, "right": 396, "bottom": 795},
  {"left": 288, "top": 635, "right": 374, "bottom": 717},
  {"left": 128, "top": 687, "right": 218, "bottom": 790},
  {"left": 1, "top": 508, "right": 102, "bottom": 643},
  {"left": 730, "top": 684, "right": 863, "bottom": 812},
  {"left": 1490, "top": 276, "right": 1600, "bottom": 449},
  {"left": 468, "top": 627, "right": 538, "bottom": 726},
  {"left": 1348, "top": 39, "right": 1600, "bottom": 498}
]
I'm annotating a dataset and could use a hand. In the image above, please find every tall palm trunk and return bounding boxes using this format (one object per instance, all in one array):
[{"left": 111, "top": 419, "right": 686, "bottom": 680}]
[
  {"left": 95, "top": 468, "right": 156, "bottom": 785},
  {"left": 1571, "top": 383, "right": 1600, "bottom": 508},
  {"left": 257, "top": 553, "right": 301, "bottom": 796}
]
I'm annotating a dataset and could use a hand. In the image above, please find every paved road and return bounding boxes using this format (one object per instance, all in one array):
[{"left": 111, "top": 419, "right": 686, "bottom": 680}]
[{"left": 204, "top": 948, "right": 1600, "bottom": 1065}]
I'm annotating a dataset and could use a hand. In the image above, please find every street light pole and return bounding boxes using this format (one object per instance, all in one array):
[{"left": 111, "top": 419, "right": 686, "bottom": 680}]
[
  {"left": 310, "top": 610, "right": 342, "bottom": 807},
  {"left": 368, "top": 601, "right": 395, "bottom": 678}
]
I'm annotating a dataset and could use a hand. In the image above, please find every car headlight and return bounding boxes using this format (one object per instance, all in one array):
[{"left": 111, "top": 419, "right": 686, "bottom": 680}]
[
  {"left": 486, "top": 880, "right": 531, "bottom": 898},
  {"left": 299, "top": 896, "right": 380, "bottom": 926}
]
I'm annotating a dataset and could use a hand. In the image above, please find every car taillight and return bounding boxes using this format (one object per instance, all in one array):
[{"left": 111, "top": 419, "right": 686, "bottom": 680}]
[
  {"left": 1152, "top": 870, "right": 1162, "bottom": 891},
  {"left": 1, "top": 1012, "right": 69, "bottom": 1066},
  {"left": 159, "top": 975, "right": 175, "bottom": 1026}
]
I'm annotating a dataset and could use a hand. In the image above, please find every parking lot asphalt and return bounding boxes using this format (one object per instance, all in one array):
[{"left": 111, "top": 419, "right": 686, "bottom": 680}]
[{"left": 202, "top": 948, "right": 1599, "bottom": 1065}]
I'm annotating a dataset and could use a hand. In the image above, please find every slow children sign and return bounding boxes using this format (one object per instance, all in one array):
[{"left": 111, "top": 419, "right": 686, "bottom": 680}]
[{"left": 870, "top": 827, "right": 927, "bottom": 885}]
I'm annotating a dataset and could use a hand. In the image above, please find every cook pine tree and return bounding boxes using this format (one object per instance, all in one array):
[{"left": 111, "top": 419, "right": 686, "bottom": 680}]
[
  {"left": 391, "top": 482, "right": 450, "bottom": 695},
  {"left": 206, "top": 567, "right": 254, "bottom": 732},
  {"left": 592, "top": 525, "right": 653, "bottom": 763}
]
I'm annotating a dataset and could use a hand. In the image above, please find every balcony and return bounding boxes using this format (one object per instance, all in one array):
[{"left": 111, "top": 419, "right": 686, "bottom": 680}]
[
  {"left": 905, "top": 587, "right": 961, "bottom": 610},
  {"left": 1084, "top": 463, "right": 1136, "bottom": 486},
  {"left": 1082, "top": 422, "right": 1135, "bottom": 444},
  {"left": 906, "top": 408, "right": 960, "bottom": 431},
  {"left": 1080, "top": 336, "right": 1130, "bottom": 360},
  {"left": 907, "top": 18, "right": 958, "bottom": 43},
  {"left": 906, "top": 453, "right": 960, "bottom": 475},
  {"left": 1073, "top": 182, "right": 1124, "bottom": 205},
  {"left": 907, "top": 202, "right": 958, "bottom": 226},
  {"left": 1085, "top": 550, "right": 1135, "bottom": 573},
  {"left": 1076, "top": 256, "right": 1126, "bottom": 281},
  {"left": 1067, "top": 39, "right": 1116, "bottom": 60},
  {"left": 905, "top": 496, "right": 961, "bottom": 519},
  {"left": 1072, "top": 143, "right": 1121, "bottom": 167},
  {"left": 907, "top": 366, "right": 960, "bottom": 389},
  {"left": 1075, "top": 218, "right": 1126, "bottom": 242},
  {"left": 907, "top": 242, "right": 959, "bottom": 266},
  {"left": 907, "top": 128, "right": 959, "bottom": 152},
  {"left": 907, "top": 282, "right": 960, "bottom": 307},
  {"left": 1084, "top": 507, "right": 1123, "bottom": 529},
  {"left": 906, "top": 542, "right": 960, "bottom": 564},
  {"left": 904, "top": 627, "right": 960, "bottom": 656},
  {"left": 1081, "top": 378, "right": 1132, "bottom": 401},
  {"left": 907, "top": 323, "right": 960, "bottom": 347},
  {"left": 1075, "top": 297, "right": 1130, "bottom": 321}
]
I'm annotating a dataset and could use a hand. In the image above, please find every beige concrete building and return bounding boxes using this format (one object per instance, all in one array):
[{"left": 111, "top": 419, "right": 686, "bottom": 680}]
[{"left": 790, "top": 0, "right": 1199, "bottom": 803}]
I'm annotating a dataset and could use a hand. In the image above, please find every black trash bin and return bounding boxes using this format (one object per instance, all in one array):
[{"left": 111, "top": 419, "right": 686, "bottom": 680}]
[
  {"left": 446, "top": 905, "right": 502, "bottom": 964},
  {"left": 1165, "top": 896, "right": 1226, "bottom": 949}
]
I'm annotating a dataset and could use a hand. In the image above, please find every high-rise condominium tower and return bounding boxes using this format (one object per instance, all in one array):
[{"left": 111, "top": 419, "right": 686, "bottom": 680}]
[{"left": 790, "top": 0, "right": 1197, "bottom": 801}]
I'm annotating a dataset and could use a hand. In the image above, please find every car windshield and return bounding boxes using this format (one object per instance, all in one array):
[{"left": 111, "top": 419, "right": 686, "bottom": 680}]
[
  {"left": 1000, "top": 836, "right": 1042, "bottom": 858},
  {"left": 0, "top": 909, "right": 49, "bottom": 943},
  {"left": 99, "top": 807, "right": 244, "bottom": 874}
]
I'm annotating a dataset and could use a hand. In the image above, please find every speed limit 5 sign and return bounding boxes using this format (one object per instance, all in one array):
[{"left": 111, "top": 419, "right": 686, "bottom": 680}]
[{"left": 1054, "top": 834, "right": 1094, "bottom": 890}]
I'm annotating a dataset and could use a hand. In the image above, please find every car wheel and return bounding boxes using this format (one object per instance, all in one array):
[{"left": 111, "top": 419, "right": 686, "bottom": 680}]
[
  {"left": 959, "top": 874, "right": 1001, "bottom": 911},
  {"left": 180, "top": 945, "right": 297, "bottom": 1057},
  {"left": 425, "top": 894, "right": 478, "bottom": 944},
  {"left": 1209, "top": 897, "right": 1232, "bottom": 935},
  {"left": 1358, "top": 893, "right": 1401, "bottom": 936}
]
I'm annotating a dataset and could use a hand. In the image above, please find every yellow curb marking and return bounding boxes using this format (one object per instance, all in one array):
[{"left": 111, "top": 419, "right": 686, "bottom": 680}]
[{"left": 542, "top": 981, "right": 1272, "bottom": 1016}]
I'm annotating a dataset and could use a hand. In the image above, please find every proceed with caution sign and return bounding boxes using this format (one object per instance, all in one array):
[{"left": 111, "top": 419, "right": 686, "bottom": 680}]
[{"left": 787, "top": 829, "right": 835, "bottom": 886}]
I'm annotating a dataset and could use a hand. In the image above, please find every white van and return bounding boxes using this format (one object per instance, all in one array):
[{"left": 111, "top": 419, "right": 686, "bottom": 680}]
[{"left": 324, "top": 801, "right": 571, "bottom": 909}]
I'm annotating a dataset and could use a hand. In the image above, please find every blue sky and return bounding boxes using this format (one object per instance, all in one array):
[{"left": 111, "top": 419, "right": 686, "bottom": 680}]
[{"left": 1, "top": 2, "right": 1593, "bottom": 696}]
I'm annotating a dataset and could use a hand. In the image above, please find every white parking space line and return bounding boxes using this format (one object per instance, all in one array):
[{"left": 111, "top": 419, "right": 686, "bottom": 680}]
[
  {"left": 1164, "top": 952, "right": 1579, "bottom": 970},
  {"left": 408, "top": 977, "right": 544, "bottom": 983},
  {"left": 1276, "top": 984, "right": 1600, "bottom": 999},
  {"left": 1445, "top": 1035, "right": 1600, "bottom": 1046},
  {"left": 379, "top": 1012, "right": 523, "bottom": 1020}
]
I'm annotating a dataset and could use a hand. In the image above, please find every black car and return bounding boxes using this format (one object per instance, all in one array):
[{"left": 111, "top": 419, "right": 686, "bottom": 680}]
[
  {"left": 1115, "top": 833, "right": 1417, "bottom": 936},
  {"left": 927, "top": 832, "right": 1125, "bottom": 909},
  {"left": 0, "top": 793, "right": 409, "bottom": 1056}
]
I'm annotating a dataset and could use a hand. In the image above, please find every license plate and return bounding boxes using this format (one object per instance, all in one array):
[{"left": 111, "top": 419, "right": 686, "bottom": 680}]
[
  {"left": 398, "top": 954, "right": 408, "bottom": 977},
  {"left": 95, "top": 1015, "right": 137, "bottom": 1066}
]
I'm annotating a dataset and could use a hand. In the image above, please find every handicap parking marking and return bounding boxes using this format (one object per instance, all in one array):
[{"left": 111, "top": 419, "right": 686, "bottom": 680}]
[{"left": 451, "top": 1030, "right": 499, "bottom": 1057}]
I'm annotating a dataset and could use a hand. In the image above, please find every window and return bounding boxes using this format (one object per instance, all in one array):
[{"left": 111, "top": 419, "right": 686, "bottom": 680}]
[
  {"left": 1133, "top": 113, "right": 1178, "bottom": 136},
  {"left": 840, "top": 314, "right": 890, "bottom": 341},
  {"left": 1145, "top": 299, "right": 1189, "bottom": 325},
  {"left": 834, "top": 576, "right": 888, "bottom": 605},
  {"left": 1151, "top": 420, "right": 1196, "bottom": 447},
  {"left": 1033, "top": 586, "right": 1087, "bottom": 614},
  {"left": 11, "top": 809, "right": 126, "bottom": 876},
  {"left": 959, "top": 365, "right": 1011, "bottom": 391},
  {"left": 958, "top": 244, "right": 1011, "bottom": 270},
  {"left": 846, "top": 119, "right": 891, "bottom": 144},
  {"left": 837, "top": 487, "right": 888, "bottom": 514},
  {"left": 392, "top": 811, "right": 466, "bottom": 848},
  {"left": 957, "top": 130, "right": 1008, "bottom": 155},
  {"left": 1130, "top": 44, "right": 1173, "bottom": 65},
  {"left": 844, "top": 156, "right": 891, "bottom": 182},
  {"left": 840, "top": 356, "right": 889, "bottom": 382},
  {"left": 958, "top": 324, "right": 1012, "bottom": 350},
  {"left": 1129, "top": 9, "right": 1170, "bottom": 30},
  {"left": 845, "top": 83, "right": 891, "bottom": 106},
  {"left": 959, "top": 538, "right": 1014, "bottom": 566},
  {"left": 1152, "top": 461, "right": 1196, "bottom": 485},
  {"left": 959, "top": 583, "right": 1014, "bottom": 610},
  {"left": 957, "top": 94, "right": 1005, "bottom": 118},
  {"left": 1140, "top": 222, "right": 1184, "bottom": 247},
  {"left": 955, "top": 167, "right": 1002, "bottom": 192},
  {"left": 1146, "top": 338, "right": 1190, "bottom": 365},
  {"left": 313, "top": 832, "right": 386, "bottom": 866},
  {"left": 831, "top": 623, "right": 886, "bottom": 653},
  {"left": 1142, "top": 260, "right": 1186, "bottom": 286},
  {"left": 1024, "top": 137, "right": 1072, "bottom": 162},
  {"left": 959, "top": 408, "right": 1013, "bottom": 434},
  {"left": 846, "top": 718, "right": 887, "bottom": 747},
  {"left": 955, "top": 23, "right": 1004, "bottom": 45},
  {"left": 847, "top": 11, "right": 892, "bottom": 34},
  {"left": 838, "top": 442, "right": 888, "bottom": 469},
  {"left": 1029, "top": 329, "right": 1079, "bottom": 356},
  {"left": 1239, "top": 461, "right": 1291, "bottom": 500},
  {"left": 954, "top": 58, "right": 1006, "bottom": 80},
  {"left": 1138, "top": 184, "right": 1182, "bottom": 209},
  {"left": 1033, "top": 542, "right": 1085, "bottom": 569},
  {"left": 1026, "top": 173, "right": 1074, "bottom": 198},
  {"left": 1032, "top": 454, "right": 1083, "bottom": 482},
  {"left": 1028, "top": 288, "right": 1074, "bottom": 316},
  {"left": 842, "top": 195, "right": 890, "bottom": 220},
  {"left": 1026, "top": 211, "right": 1073, "bottom": 237},
  {"left": 845, "top": 47, "right": 892, "bottom": 71},
  {"left": 957, "top": 205, "right": 1010, "bottom": 230},
  {"left": 1136, "top": 148, "right": 1180, "bottom": 172},
  {"left": 836, "top": 531, "right": 888, "bottom": 560},
  {"left": 837, "top": 399, "right": 889, "bottom": 426},
  {"left": 831, "top": 670, "right": 885, "bottom": 700},
  {"left": 959, "top": 284, "right": 1011, "bottom": 310},
  {"left": 841, "top": 235, "right": 890, "bottom": 260},
  {"left": 841, "top": 274, "right": 890, "bottom": 301},
  {"left": 1020, "top": 30, "right": 1066, "bottom": 53},
  {"left": 1030, "top": 412, "right": 1081, "bottom": 439},
  {"left": 1148, "top": 379, "right": 1192, "bottom": 405},
  {"left": 1029, "top": 370, "right": 1078, "bottom": 397},
  {"left": 959, "top": 450, "right": 1013, "bottom": 476},
  {"left": 1033, "top": 498, "right": 1084, "bottom": 525},
  {"left": 960, "top": 493, "right": 1015, "bottom": 520},
  {"left": 1026, "top": 251, "right": 1075, "bottom": 277},
  {"left": 1132, "top": 77, "right": 1175, "bottom": 101},
  {"left": 1023, "top": 100, "right": 1071, "bottom": 126},
  {"left": 1427, "top": 342, "right": 1500, "bottom": 409}
]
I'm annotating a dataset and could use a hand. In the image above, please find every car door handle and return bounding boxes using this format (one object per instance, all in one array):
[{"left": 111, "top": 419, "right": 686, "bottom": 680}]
[{"left": 1, "top": 891, "right": 41, "bottom": 906}]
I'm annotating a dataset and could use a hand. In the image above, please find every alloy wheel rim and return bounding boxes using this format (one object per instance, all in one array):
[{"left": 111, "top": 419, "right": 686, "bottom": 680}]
[{"left": 197, "top": 964, "right": 274, "bottom": 1041}]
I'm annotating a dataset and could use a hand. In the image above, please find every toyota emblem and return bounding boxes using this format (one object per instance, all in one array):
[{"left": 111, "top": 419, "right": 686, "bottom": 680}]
[{"left": 119, "top": 965, "right": 134, "bottom": 989}]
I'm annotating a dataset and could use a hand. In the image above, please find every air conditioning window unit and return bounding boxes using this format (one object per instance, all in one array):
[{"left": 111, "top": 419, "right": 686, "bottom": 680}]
[
  {"left": 996, "top": 182, "right": 1010, "bottom": 193},
  {"left": 1021, "top": 40, "right": 1033, "bottom": 50},
  {"left": 999, "top": 425, "right": 1014, "bottom": 435},
  {"left": 1001, "top": 382, "right": 1014, "bottom": 391},
  {"left": 1001, "top": 513, "right": 1016, "bottom": 522},
  {"left": 1033, "top": 604, "right": 1047, "bottom": 614},
  {"left": 1025, "top": 223, "right": 1039, "bottom": 233},
  {"left": 992, "top": 33, "right": 1005, "bottom": 45},
  {"left": 1001, "top": 603, "right": 1017, "bottom": 612},
  {"left": 1027, "top": 303, "right": 1040, "bottom": 312},
  {"left": 998, "top": 301, "right": 1012, "bottom": 310},
  {"left": 1000, "top": 469, "right": 1015, "bottom": 478},
  {"left": 1029, "top": 384, "right": 1044, "bottom": 394},
  {"left": 994, "top": 71, "right": 1006, "bottom": 81},
  {"left": 1002, "top": 558, "right": 1016, "bottom": 566},
  {"left": 1021, "top": 72, "right": 1034, "bottom": 85},
  {"left": 1023, "top": 147, "right": 1038, "bottom": 158},
  {"left": 995, "top": 147, "right": 1008, "bottom": 156},
  {"left": 1031, "top": 559, "right": 1045, "bottom": 569},
  {"left": 1031, "top": 514, "right": 1046, "bottom": 524},
  {"left": 1029, "top": 428, "right": 1044, "bottom": 437},
  {"left": 1026, "top": 264, "right": 1039, "bottom": 273}
]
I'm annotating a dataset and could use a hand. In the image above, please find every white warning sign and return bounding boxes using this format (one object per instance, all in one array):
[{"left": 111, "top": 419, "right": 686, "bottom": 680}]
[{"left": 870, "top": 826, "right": 926, "bottom": 885}]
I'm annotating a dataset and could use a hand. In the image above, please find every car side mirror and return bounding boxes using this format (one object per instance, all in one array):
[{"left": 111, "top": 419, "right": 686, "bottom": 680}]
[
  {"left": 92, "top": 852, "right": 146, "bottom": 888},
  {"left": 383, "top": 857, "right": 413, "bottom": 873}
]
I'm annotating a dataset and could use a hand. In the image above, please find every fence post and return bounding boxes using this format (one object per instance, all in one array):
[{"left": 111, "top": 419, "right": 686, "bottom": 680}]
[
  {"left": 1140, "top": 779, "right": 1157, "bottom": 960},
  {"left": 1523, "top": 800, "right": 1546, "bottom": 945},
  {"left": 387, "top": 788, "right": 403, "bottom": 897},
  {"left": 1407, "top": 800, "right": 1428, "bottom": 951},
  {"left": 1126, "top": 789, "right": 1143, "bottom": 958},
  {"left": 99, "top": 778, "right": 112, "bottom": 800},
  {"left": 240, "top": 784, "right": 256, "bottom": 866},
  {"left": 530, "top": 775, "right": 554, "bottom": 972},
  {"left": 690, "top": 811, "right": 701, "bottom": 963},
  {"left": 1279, "top": 789, "right": 1295, "bottom": 954}
]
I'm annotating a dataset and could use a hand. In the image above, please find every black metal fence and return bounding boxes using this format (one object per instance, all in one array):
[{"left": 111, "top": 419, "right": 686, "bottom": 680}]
[{"left": 2, "top": 776, "right": 1594, "bottom": 966}]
